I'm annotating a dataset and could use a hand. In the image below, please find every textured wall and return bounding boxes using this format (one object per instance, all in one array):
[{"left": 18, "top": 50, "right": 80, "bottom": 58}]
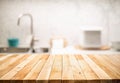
[{"left": 0, "top": 0, "right": 120, "bottom": 47}]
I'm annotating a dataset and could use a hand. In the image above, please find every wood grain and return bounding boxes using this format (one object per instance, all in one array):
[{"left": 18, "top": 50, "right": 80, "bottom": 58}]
[
  {"left": 75, "top": 55, "right": 99, "bottom": 80},
  {"left": 0, "top": 54, "right": 120, "bottom": 83}
]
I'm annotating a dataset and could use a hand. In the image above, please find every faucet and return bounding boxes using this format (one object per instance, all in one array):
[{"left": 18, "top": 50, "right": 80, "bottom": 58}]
[{"left": 17, "top": 13, "right": 35, "bottom": 53}]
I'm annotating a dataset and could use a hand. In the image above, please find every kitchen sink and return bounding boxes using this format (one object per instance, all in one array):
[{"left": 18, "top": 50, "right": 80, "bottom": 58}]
[
  {"left": 0, "top": 47, "right": 31, "bottom": 53},
  {"left": 0, "top": 35, "right": 33, "bottom": 53}
]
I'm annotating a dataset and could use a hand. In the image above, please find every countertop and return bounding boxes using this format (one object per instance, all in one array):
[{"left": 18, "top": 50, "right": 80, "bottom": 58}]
[{"left": 0, "top": 54, "right": 120, "bottom": 83}]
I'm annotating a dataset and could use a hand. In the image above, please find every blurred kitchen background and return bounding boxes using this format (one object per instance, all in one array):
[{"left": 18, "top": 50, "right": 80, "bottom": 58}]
[{"left": 0, "top": 0, "right": 120, "bottom": 53}]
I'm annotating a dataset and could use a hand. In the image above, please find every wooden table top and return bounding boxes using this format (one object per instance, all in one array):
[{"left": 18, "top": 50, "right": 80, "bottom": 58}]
[{"left": 0, "top": 53, "right": 120, "bottom": 83}]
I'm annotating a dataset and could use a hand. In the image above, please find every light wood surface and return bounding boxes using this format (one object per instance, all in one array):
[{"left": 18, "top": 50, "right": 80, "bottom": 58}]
[
  {"left": 0, "top": 53, "right": 120, "bottom": 83},
  {"left": 75, "top": 45, "right": 110, "bottom": 50}
]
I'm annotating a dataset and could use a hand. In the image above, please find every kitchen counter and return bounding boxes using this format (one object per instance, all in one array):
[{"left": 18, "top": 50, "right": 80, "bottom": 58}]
[{"left": 0, "top": 54, "right": 120, "bottom": 83}]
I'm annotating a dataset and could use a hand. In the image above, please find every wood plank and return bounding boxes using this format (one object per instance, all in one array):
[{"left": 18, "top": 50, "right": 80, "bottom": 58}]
[
  {"left": 62, "top": 55, "right": 71, "bottom": 66},
  {"left": 62, "top": 55, "right": 74, "bottom": 80},
  {"left": 0, "top": 54, "right": 7, "bottom": 58},
  {"left": 110, "top": 54, "right": 120, "bottom": 63},
  {"left": 0, "top": 54, "right": 18, "bottom": 65},
  {"left": 0, "top": 54, "right": 15, "bottom": 62},
  {"left": 81, "top": 54, "right": 111, "bottom": 79},
  {"left": 49, "top": 55, "right": 62, "bottom": 80},
  {"left": 0, "top": 54, "right": 29, "bottom": 77},
  {"left": 102, "top": 55, "right": 120, "bottom": 69},
  {"left": 67, "top": 55, "right": 87, "bottom": 83},
  {"left": 1, "top": 54, "right": 36, "bottom": 79},
  {"left": 0, "top": 54, "right": 120, "bottom": 83},
  {"left": 88, "top": 54, "right": 120, "bottom": 79},
  {"left": 75, "top": 55, "right": 99, "bottom": 80},
  {"left": 24, "top": 54, "right": 49, "bottom": 79},
  {"left": 0, "top": 80, "right": 11, "bottom": 83},
  {"left": 12, "top": 54, "right": 44, "bottom": 80},
  {"left": 37, "top": 55, "right": 55, "bottom": 81},
  {"left": 0, "top": 54, "right": 18, "bottom": 67},
  {"left": 101, "top": 54, "right": 120, "bottom": 72},
  {"left": 69, "top": 55, "right": 86, "bottom": 80}
]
